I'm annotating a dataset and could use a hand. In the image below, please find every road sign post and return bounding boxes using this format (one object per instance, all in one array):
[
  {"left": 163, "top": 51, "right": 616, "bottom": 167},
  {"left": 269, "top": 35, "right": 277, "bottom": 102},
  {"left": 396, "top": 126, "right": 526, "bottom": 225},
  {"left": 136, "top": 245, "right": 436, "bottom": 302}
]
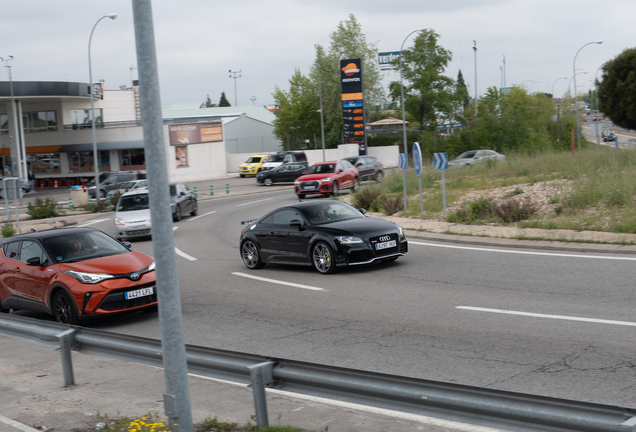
[
  {"left": 413, "top": 142, "right": 423, "bottom": 214},
  {"left": 434, "top": 153, "right": 448, "bottom": 216}
]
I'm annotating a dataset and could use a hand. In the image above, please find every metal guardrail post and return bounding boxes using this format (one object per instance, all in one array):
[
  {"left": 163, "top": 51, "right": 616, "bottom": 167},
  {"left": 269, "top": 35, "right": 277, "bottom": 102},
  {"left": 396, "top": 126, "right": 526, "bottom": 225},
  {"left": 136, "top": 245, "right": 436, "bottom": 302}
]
[
  {"left": 246, "top": 361, "right": 275, "bottom": 428},
  {"left": 226, "top": 183, "right": 229, "bottom": 194},
  {"left": 68, "top": 197, "right": 73, "bottom": 210},
  {"left": 56, "top": 328, "right": 77, "bottom": 386}
]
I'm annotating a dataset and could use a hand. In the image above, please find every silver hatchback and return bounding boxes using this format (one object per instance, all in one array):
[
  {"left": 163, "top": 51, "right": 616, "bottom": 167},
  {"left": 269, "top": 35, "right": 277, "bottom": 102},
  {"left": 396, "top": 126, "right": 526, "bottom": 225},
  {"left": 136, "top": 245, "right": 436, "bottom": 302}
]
[{"left": 114, "top": 190, "right": 151, "bottom": 240}]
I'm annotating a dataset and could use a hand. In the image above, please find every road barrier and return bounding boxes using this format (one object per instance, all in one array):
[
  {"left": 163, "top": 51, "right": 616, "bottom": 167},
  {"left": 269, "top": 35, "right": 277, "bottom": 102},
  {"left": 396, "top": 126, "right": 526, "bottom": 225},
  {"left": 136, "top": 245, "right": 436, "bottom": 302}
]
[
  {"left": 1, "top": 314, "right": 635, "bottom": 431},
  {"left": 210, "top": 185, "right": 214, "bottom": 196}
]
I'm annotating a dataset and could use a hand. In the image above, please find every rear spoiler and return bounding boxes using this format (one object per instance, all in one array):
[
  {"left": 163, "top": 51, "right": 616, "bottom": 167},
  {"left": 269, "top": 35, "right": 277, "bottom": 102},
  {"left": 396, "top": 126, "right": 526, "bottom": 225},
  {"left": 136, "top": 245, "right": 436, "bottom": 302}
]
[{"left": 241, "top": 218, "right": 257, "bottom": 225}]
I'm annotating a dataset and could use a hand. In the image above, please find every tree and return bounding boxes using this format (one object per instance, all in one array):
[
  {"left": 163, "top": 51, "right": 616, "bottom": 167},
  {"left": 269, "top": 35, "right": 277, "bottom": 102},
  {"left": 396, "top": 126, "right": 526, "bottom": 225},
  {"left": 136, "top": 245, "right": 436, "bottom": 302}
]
[
  {"left": 219, "top": 92, "right": 231, "bottom": 107},
  {"left": 388, "top": 29, "right": 455, "bottom": 133},
  {"left": 598, "top": 48, "right": 636, "bottom": 129},
  {"left": 272, "top": 69, "right": 321, "bottom": 148},
  {"left": 457, "top": 70, "right": 469, "bottom": 109}
]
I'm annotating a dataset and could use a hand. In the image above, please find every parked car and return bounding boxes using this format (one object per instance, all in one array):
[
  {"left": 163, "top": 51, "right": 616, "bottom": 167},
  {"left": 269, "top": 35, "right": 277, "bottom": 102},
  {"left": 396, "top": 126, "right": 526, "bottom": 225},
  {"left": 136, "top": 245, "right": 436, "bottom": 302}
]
[
  {"left": 0, "top": 178, "right": 31, "bottom": 199},
  {"left": 343, "top": 155, "right": 384, "bottom": 182},
  {"left": 0, "top": 227, "right": 157, "bottom": 324},
  {"left": 447, "top": 150, "right": 506, "bottom": 168},
  {"left": 294, "top": 160, "right": 360, "bottom": 199},
  {"left": 169, "top": 182, "right": 197, "bottom": 221},
  {"left": 114, "top": 189, "right": 152, "bottom": 240},
  {"left": 239, "top": 200, "right": 408, "bottom": 274},
  {"left": 256, "top": 162, "right": 308, "bottom": 186},
  {"left": 106, "top": 179, "right": 149, "bottom": 200},
  {"left": 238, "top": 154, "right": 272, "bottom": 177},
  {"left": 87, "top": 171, "right": 144, "bottom": 198},
  {"left": 261, "top": 151, "right": 308, "bottom": 171}
]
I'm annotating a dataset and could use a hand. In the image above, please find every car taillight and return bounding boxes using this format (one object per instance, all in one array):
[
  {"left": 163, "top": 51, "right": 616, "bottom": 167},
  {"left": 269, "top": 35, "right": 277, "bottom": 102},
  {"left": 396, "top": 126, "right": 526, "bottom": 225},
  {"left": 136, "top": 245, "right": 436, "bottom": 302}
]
[{"left": 240, "top": 229, "right": 245, "bottom": 236}]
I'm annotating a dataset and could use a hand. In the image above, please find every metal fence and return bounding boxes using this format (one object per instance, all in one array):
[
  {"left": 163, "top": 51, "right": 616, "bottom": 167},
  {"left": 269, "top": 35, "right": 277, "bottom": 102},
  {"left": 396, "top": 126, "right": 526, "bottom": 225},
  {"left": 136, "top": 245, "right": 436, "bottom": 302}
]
[{"left": 1, "top": 314, "right": 635, "bottom": 432}]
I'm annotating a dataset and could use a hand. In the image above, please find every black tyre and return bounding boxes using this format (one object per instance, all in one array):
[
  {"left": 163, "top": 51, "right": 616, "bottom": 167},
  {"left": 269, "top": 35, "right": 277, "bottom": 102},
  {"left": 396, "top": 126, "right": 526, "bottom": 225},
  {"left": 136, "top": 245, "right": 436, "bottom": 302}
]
[
  {"left": 375, "top": 171, "right": 384, "bottom": 182},
  {"left": 312, "top": 241, "right": 337, "bottom": 274},
  {"left": 298, "top": 194, "right": 306, "bottom": 199},
  {"left": 331, "top": 181, "right": 339, "bottom": 197},
  {"left": 241, "top": 240, "right": 265, "bottom": 269},
  {"left": 240, "top": 174, "right": 245, "bottom": 178},
  {"left": 190, "top": 200, "right": 198, "bottom": 216},
  {"left": 0, "top": 297, "right": 8, "bottom": 313},
  {"left": 53, "top": 291, "right": 80, "bottom": 325},
  {"left": 264, "top": 178, "right": 273, "bottom": 186},
  {"left": 173, "top": 204, "right": 182, "bottom": 222},
  {"left": 352, "top": 177, "right": 360, "bottom": 192}
]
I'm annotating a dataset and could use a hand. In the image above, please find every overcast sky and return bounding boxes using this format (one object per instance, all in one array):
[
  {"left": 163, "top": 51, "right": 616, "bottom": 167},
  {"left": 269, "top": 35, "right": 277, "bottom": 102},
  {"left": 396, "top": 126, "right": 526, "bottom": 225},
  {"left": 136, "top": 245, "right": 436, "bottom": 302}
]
[{"left": 2, "top": 0, "right": 633, "bottom": 108}]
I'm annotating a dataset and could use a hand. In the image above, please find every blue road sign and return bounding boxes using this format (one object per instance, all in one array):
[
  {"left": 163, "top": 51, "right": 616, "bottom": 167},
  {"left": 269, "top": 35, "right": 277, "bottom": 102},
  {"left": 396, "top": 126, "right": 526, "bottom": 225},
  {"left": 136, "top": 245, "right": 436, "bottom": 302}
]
[
  {"left": 434, "top": 152, "right": 448, "bottom": 170},
  {"left": 413, "top": 142, "right": 422, "bottom": 176},
  {"left": 399, "top": 153, "right": 407, "bottom": 169}
]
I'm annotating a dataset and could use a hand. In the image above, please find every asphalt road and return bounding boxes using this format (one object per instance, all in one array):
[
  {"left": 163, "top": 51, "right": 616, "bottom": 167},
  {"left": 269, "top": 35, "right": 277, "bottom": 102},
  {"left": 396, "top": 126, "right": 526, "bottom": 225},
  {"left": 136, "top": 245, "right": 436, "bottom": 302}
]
[{"left": 12, "top": 186, "right": 636, "bottom": 410}]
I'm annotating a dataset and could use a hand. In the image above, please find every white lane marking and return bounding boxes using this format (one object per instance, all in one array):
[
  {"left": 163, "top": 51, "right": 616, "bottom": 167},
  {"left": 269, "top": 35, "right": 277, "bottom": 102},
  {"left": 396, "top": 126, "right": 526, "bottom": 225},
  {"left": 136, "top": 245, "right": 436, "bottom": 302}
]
[
  {"left": 79, "top": 218, "right": 110, "bottom": 227},
  {"left": 409, "top": 241, "right": 636, "bottom": 261},
  {"left": 175, "top": 247, "right": 197, "bottom": 261},
  {"left": 189, "top": 210, "right": 216, "bottom": 221},
  {"left": 457, "top": 306, "right": 636, "bottom": 327},
  {"left": 236, "top": 197, "right": 273, "bottom": 206},
  {"left": 232, "top": 272, "right": 327, "bottom": 291}
]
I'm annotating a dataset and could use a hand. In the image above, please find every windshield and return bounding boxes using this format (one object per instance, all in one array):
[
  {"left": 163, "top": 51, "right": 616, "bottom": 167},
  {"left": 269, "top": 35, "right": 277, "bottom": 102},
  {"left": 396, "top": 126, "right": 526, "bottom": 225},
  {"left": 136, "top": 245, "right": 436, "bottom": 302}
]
[
  {"left": 245, "top": 156, "right": 262, "bottom": 163},
  {"left": 308, "top": 164, "right": 335, "bottom": 174},
  {"left": 118, "top": 193, "right": 149, "bottom": 212},
  {"left": 302, "top": 201, "right": 365, "bottom": 225},
  {"left": 86, "top": 173, "right": 111, "bottom": 187},
  {"left": 44, "top": 230, "right": 130, "bottom": 263},
  {"left": 270, "top": 154, "right": 286, "bottom": 163}
]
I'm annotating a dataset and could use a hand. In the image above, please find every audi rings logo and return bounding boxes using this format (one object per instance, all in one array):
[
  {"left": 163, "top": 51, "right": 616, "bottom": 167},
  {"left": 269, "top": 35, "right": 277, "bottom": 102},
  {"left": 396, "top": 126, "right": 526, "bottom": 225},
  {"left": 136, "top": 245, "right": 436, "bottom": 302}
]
[
  {"left": 130, "top": 272, "right": 140, "bottom": 281},
  {"left": 379, "top": 235, "right": 391, "bottom": 242}
]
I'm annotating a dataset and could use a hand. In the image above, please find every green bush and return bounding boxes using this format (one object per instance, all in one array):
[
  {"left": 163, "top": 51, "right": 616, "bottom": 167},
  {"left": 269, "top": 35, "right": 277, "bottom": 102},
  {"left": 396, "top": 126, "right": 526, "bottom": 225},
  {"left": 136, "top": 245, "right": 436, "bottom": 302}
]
[
  {"left": 86, "top": 199, "right": 112, "bottom": 213},
  {"left": 379, "top": 194, "right": 403, "bottom": 215},
  {"left": 493, "top": 199, "right": 537, "bottom": 223},
  {"left": 351, "top": 186, "right": 382, "bottom": 210},
  {"left": 1, "top": 224, "right": 16, "bottom": 237},
  {"left": 110, "top": 192, "right": 122, "bottom": 206},
  {"left": 27, "top": 198, "right": 59, "bottom": 219}
]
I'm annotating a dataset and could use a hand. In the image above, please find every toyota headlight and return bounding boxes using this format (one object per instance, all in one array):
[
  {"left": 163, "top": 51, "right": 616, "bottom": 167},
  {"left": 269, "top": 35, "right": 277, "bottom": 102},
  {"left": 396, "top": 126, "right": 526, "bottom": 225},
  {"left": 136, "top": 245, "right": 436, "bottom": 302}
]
[{"left": 65, "top": 270, "right": 114, "bottom": 284}]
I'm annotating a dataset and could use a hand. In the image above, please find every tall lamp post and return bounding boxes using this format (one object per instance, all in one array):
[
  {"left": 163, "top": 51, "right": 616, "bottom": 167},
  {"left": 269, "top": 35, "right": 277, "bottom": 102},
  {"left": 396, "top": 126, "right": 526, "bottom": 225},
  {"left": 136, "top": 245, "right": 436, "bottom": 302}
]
[
  {"left": 400, "top": 28, "right": 425, "bottom": 212},
  {"left": 0, "top": 55, "right": 23, "bottom": 185},
  {"left": 529, "top": 80, "right": 540, "bottom": 93},
  {"left": 229, "top": 70, "right": 241, "bottom": 106},
  {"left": 89, "top": 13, "right": 117, "bottom": 202},
  {"left": 551, "top": 76, "right": 568, "bottom": 98},
  {"left": 573, "top": 41, "right": 603, "bottom": 151},
  {"left": 473, "top": 41, "right": 478, "bottom": 115}
]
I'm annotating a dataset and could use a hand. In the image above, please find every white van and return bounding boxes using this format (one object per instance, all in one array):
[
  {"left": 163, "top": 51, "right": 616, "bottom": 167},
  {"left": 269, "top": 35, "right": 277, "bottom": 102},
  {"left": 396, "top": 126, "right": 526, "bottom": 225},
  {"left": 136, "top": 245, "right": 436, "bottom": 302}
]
[{"left": 261, "top": 151, "right": 307, "bottom": 171}]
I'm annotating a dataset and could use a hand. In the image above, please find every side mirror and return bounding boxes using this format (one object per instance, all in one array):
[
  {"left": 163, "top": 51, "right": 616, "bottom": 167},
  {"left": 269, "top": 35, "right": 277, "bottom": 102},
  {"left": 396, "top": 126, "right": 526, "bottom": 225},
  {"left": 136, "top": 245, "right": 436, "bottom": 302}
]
[
  {"left": 337, "top": 168, "right": 343, "bottom": 173},
  {"left": 358, "top": 208, "right": 367, "bottom": 215},
  {"left": 26, "top": 256, "right": 42, "bottom": 266},
  {"left": 289, "top": 219, "right": 303, "bottom": 227},
  {"left": 122, "top": 241, "right": 133, "bottom": 249},
  {"left": 356, "top": 162, "right": 363, "bottom": 167}
]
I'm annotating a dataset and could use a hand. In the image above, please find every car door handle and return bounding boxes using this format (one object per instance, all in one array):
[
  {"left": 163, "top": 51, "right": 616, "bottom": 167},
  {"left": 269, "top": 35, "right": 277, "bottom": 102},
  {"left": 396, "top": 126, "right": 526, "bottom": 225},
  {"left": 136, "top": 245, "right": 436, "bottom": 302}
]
[{"left": 269, "top": 232, "right": 275, "bottom": 236}]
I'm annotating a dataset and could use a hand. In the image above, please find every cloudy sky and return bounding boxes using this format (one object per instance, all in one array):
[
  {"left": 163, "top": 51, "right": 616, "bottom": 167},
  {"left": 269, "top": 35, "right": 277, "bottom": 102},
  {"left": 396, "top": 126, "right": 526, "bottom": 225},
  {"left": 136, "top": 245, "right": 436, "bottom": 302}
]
[{"left": 2, "top": 0, "right": 633, "bottom": 107}]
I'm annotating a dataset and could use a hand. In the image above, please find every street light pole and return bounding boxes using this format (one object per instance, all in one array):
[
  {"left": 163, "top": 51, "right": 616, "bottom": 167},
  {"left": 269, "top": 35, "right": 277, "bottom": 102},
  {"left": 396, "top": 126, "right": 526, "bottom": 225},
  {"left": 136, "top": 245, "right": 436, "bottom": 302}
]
[
  {"left": 473, "top": 41, "right": 478, "bottom": 115},
  {"left": 89, "top": 13, "right": 117, "bottom": 202},
  {"left": 573, "top": 41, "right": 603, "bottom": 151},
  {"left": 0, "top": 55, "right": 23, "bottom": 185},
  {"left": 318, "top": 64, "right": 326, "bottom": 162},
  {"left": 551, "top": 76, "right": 568, "bottom": 99},
  {"left": 529, "top": 80, "right": 540, "bottom": 93},
  {"left": 229, "top": 70, "right": 241, "bottom": 106},
  {"left": 594, "top": 63, "right": 605, "bottom": 150},
  {"left": 250, "top": 96, "right": 257, "bottom": 106},
  {"left": 400, "top": 28, "right": 425, "bottom": 212}
]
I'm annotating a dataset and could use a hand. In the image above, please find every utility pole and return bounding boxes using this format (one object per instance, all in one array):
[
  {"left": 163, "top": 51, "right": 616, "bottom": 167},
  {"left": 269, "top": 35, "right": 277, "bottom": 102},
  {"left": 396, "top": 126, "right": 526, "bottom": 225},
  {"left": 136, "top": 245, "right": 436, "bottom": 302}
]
[
  {"left": 473, "top": 41, "right": 478, "bottom": 115},
  {"left": 229, "top": 70, "right": 241, "bottom": 106}
]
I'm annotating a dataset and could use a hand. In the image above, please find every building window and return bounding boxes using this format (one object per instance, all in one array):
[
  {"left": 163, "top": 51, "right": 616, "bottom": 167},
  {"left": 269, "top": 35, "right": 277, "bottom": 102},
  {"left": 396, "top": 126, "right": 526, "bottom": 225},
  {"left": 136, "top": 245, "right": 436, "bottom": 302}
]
[
  {"left": 68, "top": 150, "right": 110, "bottom": 173},
  {"left": 30, "top": 153, "right": 61, "bottom": 174},
  {"left": 0, "top": 114, "right": 8, "bottom": 134},
  {"left": 71, "top": 109, "right": 102, "bottom": 128},
  {"left": 119, "top": 149, "right": 145, "bottom": 169},
  {"left": 22, "top": 111, "right": 57, "bottom": 133}
]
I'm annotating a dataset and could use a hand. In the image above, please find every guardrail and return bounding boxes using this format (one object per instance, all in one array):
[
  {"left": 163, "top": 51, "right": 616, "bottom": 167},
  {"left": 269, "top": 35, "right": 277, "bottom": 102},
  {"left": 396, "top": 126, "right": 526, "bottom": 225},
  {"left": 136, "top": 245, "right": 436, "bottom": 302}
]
[{"left": 1, "top": 313, "right": 636, "bottom": 432}]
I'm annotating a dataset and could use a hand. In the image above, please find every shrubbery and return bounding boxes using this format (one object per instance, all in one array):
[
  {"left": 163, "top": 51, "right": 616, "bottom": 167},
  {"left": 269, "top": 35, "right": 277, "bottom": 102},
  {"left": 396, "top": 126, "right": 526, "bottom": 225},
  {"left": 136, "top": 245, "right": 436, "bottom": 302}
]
[{"left": 27, "top": 198, "right": 59, "bottom": 219}]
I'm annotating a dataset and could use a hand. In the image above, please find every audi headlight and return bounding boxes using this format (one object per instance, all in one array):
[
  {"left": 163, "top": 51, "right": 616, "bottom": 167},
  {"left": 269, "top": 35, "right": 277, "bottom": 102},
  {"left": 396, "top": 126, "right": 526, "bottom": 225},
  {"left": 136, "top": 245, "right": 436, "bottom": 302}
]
[
  {"left": 320, "top": 177, "right": 331, "bottom": 183},
  {"left": 65, "top": 270, "right": 114, "bottom": 284},
  {"left": 335, "top": 235, "right": 363, "bottom": 244}
]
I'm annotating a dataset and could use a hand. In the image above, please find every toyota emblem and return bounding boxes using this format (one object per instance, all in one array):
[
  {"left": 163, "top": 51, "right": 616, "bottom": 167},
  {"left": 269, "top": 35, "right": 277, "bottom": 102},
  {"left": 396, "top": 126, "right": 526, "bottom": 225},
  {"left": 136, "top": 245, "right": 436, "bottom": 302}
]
[{"left": 130, "top": 272, "right": 140, "bottom": 281}]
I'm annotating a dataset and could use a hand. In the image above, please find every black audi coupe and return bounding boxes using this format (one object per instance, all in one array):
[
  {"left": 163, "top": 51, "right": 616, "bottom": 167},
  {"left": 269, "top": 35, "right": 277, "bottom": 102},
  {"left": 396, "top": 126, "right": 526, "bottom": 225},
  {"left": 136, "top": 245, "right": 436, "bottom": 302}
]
[{"left": 239, "top": 200, "right": 408, "bottom": 274}]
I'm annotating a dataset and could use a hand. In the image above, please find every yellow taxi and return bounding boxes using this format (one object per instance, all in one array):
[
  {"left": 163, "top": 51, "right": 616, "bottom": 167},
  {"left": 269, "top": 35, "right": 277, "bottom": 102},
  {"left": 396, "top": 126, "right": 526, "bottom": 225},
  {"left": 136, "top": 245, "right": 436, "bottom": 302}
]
[{"left": 238, "top": 154, "right": 272, "bottom": 177}]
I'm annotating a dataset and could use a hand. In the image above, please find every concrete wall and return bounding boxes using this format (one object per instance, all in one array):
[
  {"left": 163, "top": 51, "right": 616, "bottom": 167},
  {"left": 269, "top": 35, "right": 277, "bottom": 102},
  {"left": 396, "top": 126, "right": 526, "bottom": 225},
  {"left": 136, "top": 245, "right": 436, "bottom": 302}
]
[{"left": 165, "top": 125, "right": 227, "bottom": 182}]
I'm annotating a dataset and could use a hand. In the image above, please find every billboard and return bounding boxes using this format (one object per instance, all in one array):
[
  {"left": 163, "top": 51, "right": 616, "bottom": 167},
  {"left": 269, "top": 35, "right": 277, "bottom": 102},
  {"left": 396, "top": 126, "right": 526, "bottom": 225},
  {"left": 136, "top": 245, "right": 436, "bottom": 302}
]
[
  {"left": 378, "top": 51, "right": 401, "bottom": 70},
  {"left": 168, "top": 122, "right": 223, "bottom": 145},
  {"left": 340, "top": 58, "right": 366, "bottom": 154}
]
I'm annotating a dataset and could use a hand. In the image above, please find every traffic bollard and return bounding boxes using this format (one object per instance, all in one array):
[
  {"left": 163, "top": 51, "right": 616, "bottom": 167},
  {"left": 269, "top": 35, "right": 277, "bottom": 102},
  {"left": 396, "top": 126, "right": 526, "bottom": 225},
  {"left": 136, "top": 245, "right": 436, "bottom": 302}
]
[
  {"left": 68, "top": 197, "right": 73, "bottom": 210},
  {"left": 194, "top": 186, "right": 198, "bottom": 198},
  {"left": 226, "top": 183, "right": 230, "bottom": 194},
  {"left": 210, "top": 185, "right": 214, "bottom": 196}
]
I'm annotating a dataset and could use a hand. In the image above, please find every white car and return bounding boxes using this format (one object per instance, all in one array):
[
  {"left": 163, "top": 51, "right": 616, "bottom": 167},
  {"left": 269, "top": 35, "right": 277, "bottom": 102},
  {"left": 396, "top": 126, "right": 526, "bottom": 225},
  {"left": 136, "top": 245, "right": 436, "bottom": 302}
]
[
  {"left": 114, "top": 189, "right": 152, "bottom": 240},
  {"left": 106, "top": 179, "right": 149, "bottom": 199},
  {"left": 447, "top": 150, "right": 506, "bottom": 168}
]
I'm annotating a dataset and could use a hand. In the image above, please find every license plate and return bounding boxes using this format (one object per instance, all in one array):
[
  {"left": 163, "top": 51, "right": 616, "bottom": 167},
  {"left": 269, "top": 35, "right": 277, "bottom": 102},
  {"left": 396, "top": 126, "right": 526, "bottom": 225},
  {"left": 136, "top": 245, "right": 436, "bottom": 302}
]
[
  {"left": 125, "top": 287, "right": 154, "bottom": 300},
  {"left": 375, "top": 240, "right": 396, "bottom": 250},
  {"left": 303, "top": 185, "right": 316, "bottom": 190}
]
